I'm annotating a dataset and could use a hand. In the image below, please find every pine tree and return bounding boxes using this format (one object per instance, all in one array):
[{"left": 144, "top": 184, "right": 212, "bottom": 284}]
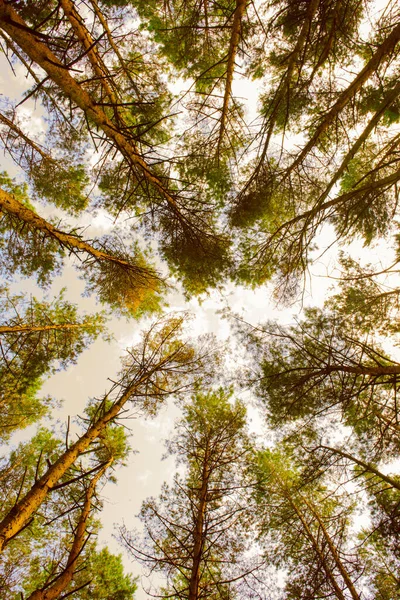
[{"left": 122, "top": 389, "right": 257, "bottom": 599}]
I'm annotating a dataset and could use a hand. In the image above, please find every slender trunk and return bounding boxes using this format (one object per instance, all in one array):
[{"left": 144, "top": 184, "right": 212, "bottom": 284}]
[
  {"left": 319, "top": 363, "right": 400, "bottom": 376},
  {"left": 189, "top": 442, "right": 210, "bottom": 600},
  {"left": 313, "top": 80, "right": 400, "bottom": 209},
  {"left": 288, "top": 22, "right": 400, "bottom": 173},
  {"left": 27, "top": 459, "right": 112, "bottom": 600},
  {"left": 0, "top": 1, "right": 180, "bottom": 214},
  {"left": 0, "top": 360, "right": 162, "bottom": 551},
  {"left": 217, "top": 0, "right": 247, "bottom": 153},
  {"left": 0, "top": 323, "right": 91, "bottom": 334},
  {"left": 0, "top": 186, "right": 156, "bottom": 281},
  {"left": 266, "top": 167, "right": 400, "bottom": 243},
  {"left": 303, "top": 499, "right": 361, "bottom": 600},
  {"left": 88, "top": 0, "right": 143, "bottom": 99},
  {"left": 0, "top": 111, "right": 51, "bottom": 162},
  {"left": 319, "top": 445, "right": 400, "bottom": 491},
  {"left": 60, "top": 0, "right": 118, "bottom": 106},
  {"left": 259, "top": 0, "right": 320, "bottom": 160},
  {"left": 288, "top": 497, "right": 347, "bottom": 600}
]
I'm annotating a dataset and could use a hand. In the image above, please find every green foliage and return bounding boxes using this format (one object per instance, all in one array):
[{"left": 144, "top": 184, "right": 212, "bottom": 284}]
[
  {"left": 0, "top": 286, "right": 106, "bottom": 441},
  {"left": 76, "top": 547, "right": 137, "bottom": 600},
  {"left": 31, "top": 161, "right": 90, "bottom": 214}
]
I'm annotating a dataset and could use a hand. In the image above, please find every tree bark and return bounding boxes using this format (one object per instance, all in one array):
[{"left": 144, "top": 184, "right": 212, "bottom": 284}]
[
  {"left": 258, "top": 0, "right": 320, "bottom": 160},
  {"left": 0, "top": 111, "right": 52, "bottom": 162},
  {"left": 0, "top": 323, "right": 91, "bottom": 334},
  {"left": 27, "top": 459, "right": 112, "bottom": 600},
  {"left": 0, "top": 1, "right": 181, "bottom": 215},
  {"left": 60, "top": 0, "right": 118, "bottom": 107},
  {"left": 189, "top": 442, "right": 210, "bottom": 600},
  {"left": 0, "top": 186, "right": 156, "bottom": 281},
  {"left": 303, "top": 498, "right": 361, "bottom": 600},
  {"left": 0, "top": 356, "right": 164, "bottom": 551},
  {"left": 288, "top": 21, "right": 400, "bottom": 172},
  {"left": 217, "top": 0, "right": 247, "bottom": 152},
  {"left": 319, "top": 445, "right": 400, "bottom": 491},
  {"left": 288, "top": 496, "right": 347, "bottom": 600}
]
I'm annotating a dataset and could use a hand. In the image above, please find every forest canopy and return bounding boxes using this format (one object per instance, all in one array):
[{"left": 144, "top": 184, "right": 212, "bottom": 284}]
[{"left": 0, "top": 0, "right": 400, "bottom": 598}]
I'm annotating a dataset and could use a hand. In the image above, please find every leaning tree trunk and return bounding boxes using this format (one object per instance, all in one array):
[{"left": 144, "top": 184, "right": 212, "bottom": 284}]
[{"left": 27, "top": 459, "right": 113, "bottom": 600}]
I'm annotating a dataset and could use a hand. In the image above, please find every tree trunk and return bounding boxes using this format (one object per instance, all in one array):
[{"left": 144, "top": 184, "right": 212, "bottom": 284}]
[
  {"left": 217, "top": 0, "right": 247, "bottom": 152},
  {"left": 289, "top": 22, "right": 400, "bottom": 172},
  {"left": 0, "top": 186, "right": 156, "bottom": 281},
  {"left": 27, "top": 459, "right": 112, "bottom": 600},
  {"left": 303, "top": 498, "right": 361, "bottom": 600},
  {"left": 0, "top": 111, "right": 51, "bottom": 162},
  {"left": 313, "top": 80, "right": 400, "bottom": 209},
  {"left": 319, "top": 445, "right": 400, "bottom": 491},
  {"left": 60, "top": 0, "right": 118, "bottom": 107},
  {"left": 0, "top": 1, "right": 181, "bottom": 215},
  {"left": 258, "top": 0, "right": 320, "bottom": 160},
  {"left": 0, "top": 323, "right": 91, "bottom": 334},
  {"left": 189, "top": 442, "right": 210, "bottom": 600},
  {"left": 0, "top": 358, "right": 163, "bottom": 551},
  {"left": 272, "top": 167, "right": 400, "bottom": 234},
  {"left": 288, "top": 496, "right": 347, "bottom": 600}
]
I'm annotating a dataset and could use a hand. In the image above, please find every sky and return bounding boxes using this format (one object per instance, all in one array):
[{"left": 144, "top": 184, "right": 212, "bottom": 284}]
[{"left": 0, "top": 3, "right": 398, "bottom": 595}]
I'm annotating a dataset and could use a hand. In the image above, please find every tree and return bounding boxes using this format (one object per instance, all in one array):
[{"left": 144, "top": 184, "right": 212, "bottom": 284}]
[
  {"left": 122, "top": 389, "right": 258, "bottom": 599},
  {"left": 237, "top": 298, "right": 400, "bottom": 456},
  {"left": 253, "top": 447, "right": 363, "bottom": 599},
  {"left": 0, "top": 286, "right": 105, "bottom": 441},
  {"left": 0, "top": 424, "right": 137, "bottom": 599},
  {"left": 0, "top": 314, "right": 215, "bottom": 552},
  {"left": 0, "top": 0, "right": 230, "bottom": 293},
  {"left": 0, "top": 173, "right": 164, "bottom": 316}
]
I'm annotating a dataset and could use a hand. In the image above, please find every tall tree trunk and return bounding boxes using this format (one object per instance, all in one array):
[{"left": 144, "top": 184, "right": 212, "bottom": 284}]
[
  {"left": 217, "top": 0, "right": 247, "bottom": 153},
  {"left": 0, "top": 0, "right": 181, "bottom": 216},
  {"left": 313, "top": 81, "right": 400, "bottom": 209},
  {"left": 0, "top": 186, "right": 158, "bottom": 283},
  {"left": 270, "top": 168, "right": 400, "bottom": 235},
  {"left": 288, "top": 496, "right": 347, "bottom": 600},
  {"left": 0, "top": 111, "right": 51, "bottom": 162},
  {"left": 320, "top": 363, "right": 400, "bottom": 376},
  {"left": 189, "top": 442, "right": 210, "bottom": 600},
  {"left": 88, "top": 0, "right": 143, "bottom": 99},
  {"left": 0, "top": 323, "right": 92, "bottom": 334},
  {"left": 0, "top": 358, "right": 164, "bottom": 551},
  {"left": 303, "top": 498, "right": 361, "bottom": 600},
  {"left": 288, "top": 22, "right": 400, "bottom": 173},
  {"left": 27, "top": 459, "right": 113, "bottom": 600},
  {"left": 319, "top": 445, "right": 400, "bottom": 491},
  {"left": 258, "top": 0, "right": 320, "bottom": 161},
  {"left": 60, "top": 0, "right": 118, "bottom": 107}
]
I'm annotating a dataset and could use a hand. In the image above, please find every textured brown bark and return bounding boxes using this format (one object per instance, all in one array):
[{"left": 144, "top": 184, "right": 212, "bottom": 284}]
[
  {"left": 0, "top": 359, "right": 163, "bottom": 551},
  {"left": 311, "top": 363, "right": 400, "bottom": 376},
  {"left": 0, "top": 323, "right": 91, "bottom": 334},
  {"left": 303, "top": 499, "right": 361, "bottom": 600},
  {"left": 289, "top": 22, "right": 400, "bottom": 172},
  {"left": 0, "top": 1, "right": 180, "bottom": 214},
  {"left": 60, "top": 0, "right": 118, "bottom": 106},
  {"left": 267, "top": 167, "right": 400, "bottom": 238},
  {"left": 88, "top": 0, "right": 143, "bottom": 99},
  {"left": 0, "top": 186, "right": 156, "bottom": 280},
  {"left": 217, "top": 0, "right": 247, "bottom": 152},
  {"left": 188, "top": 443, "right": 210, "bottom": 600},
  {"left": 27, "top": 459, "right": 112, "bottom": 600},
  {"left": 314, "top": 80, "right": 400, "bottom": 208}
]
